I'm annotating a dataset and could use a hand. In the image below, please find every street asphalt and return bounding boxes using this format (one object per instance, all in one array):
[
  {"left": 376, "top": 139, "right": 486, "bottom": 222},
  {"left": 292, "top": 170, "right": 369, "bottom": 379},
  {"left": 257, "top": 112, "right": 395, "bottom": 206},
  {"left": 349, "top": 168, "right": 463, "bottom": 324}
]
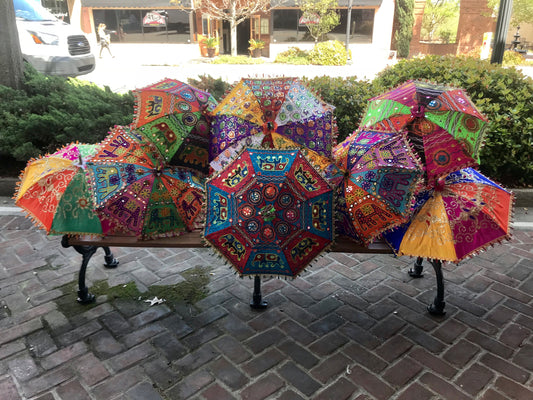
[{"left": 1, "top": 46, "right": 532, "bottom": 399}]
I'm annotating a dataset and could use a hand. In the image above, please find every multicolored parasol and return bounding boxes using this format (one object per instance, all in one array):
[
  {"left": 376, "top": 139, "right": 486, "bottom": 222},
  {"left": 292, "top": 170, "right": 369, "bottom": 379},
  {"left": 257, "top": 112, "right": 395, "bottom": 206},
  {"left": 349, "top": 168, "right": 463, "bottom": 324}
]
[
  {"left": 361, "top": 80, "right": 488, "bottom": 187},
  {"left": 333, "top": 129, "right": 423, "bottom": 245},
  {"left": 15, "top": 143, "right": 103, "bottom": 235},
  {"left": 85, "top": 125, "right": 204, "bottom": 239},
  {"left": 209, "top": 77, "right": 336, "bottom": 162},
  {"left": 132, "top": 78, "right": 217, "bottom": 175},
  {"left": 271, "top": 132, "right": 344, "bottom": 186},
  {"left": 204, "top": 147, "right": 334, "bottom": 277},
  {"left": 382, "top": 167, "right": 514, "bottom": 263}
]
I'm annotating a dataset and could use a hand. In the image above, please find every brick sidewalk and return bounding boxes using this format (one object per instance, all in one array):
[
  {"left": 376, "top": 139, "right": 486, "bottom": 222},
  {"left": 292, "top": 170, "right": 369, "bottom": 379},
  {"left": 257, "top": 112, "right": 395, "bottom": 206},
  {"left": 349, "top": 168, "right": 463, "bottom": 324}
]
[{"left": 0, "top": 214, "right": 532, "bottom": 399}]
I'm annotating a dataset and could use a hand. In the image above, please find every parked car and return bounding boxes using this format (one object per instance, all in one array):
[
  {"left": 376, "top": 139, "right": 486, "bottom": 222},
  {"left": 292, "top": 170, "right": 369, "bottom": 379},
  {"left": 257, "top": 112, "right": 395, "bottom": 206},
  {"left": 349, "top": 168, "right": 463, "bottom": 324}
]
[{"left": 14, "top": 0, "right": 95, "bottom": 77}]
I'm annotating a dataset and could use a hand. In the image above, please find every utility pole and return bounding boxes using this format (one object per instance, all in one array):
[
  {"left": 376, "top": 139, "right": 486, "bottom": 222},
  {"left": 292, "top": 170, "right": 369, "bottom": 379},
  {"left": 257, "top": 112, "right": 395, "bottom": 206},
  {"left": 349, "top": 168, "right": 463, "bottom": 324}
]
[
  {"left": 490, "top": 0, "right": 513, "bottom": 64},
  {"left": 345, "top": 0, "right": 353, "bottom": 60}
]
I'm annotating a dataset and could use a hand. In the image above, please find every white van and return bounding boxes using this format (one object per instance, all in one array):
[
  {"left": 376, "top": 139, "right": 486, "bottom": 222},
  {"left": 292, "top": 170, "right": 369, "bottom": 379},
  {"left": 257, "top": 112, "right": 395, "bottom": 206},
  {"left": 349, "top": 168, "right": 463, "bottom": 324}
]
[{"left": 14, "top": 0, "right": 95, "bottom": 77}]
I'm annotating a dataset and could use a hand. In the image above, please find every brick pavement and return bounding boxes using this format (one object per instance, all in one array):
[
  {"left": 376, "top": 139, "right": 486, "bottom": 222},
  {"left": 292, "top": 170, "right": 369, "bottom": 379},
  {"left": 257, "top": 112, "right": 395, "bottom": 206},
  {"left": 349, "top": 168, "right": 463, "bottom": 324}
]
[{"left": 0, "top": 213, "right": 532, "bottom": 399}]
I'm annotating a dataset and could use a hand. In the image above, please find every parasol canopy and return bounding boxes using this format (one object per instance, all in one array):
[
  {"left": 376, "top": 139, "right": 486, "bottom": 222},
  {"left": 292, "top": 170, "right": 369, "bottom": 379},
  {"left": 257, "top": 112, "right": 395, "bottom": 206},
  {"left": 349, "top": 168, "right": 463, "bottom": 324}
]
[
  {"left": 382, "top": 167, "right": 514, "bottom": 263},
  {"left": 209, "top": 77, "right": 336, "bottom": 162},
  {"left": 271, "top": 131, "right": 344, "bottom": 186},
  {"left": 204, "top": 147, "right": 334, "bottom": 277},
  {"left": 361, "top": 80, "right": 488, "bottom": 187},
  {"left": 85, "top": 125, "right": 204, "bottom": 239},
  {"left": 132, "top": 78, "right": 217, "bottom": 175},
  {"left": 333, "top": 129, "right": 423, "bottom": 245},
  {"left": 15, "top": 143, "right": 103, "bottom": 235}
]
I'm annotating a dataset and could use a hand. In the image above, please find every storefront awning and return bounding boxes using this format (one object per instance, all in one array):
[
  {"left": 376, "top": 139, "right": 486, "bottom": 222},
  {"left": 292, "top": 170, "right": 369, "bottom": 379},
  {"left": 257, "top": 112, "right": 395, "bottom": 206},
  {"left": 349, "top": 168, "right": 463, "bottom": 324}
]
[
  {"left": 83, "top": 0, "right": 382, "bottom": 8},
  {"left": 81, "top": 0, "right": 193, "bottom": 8},
  {"left": 272, "top": 0, "right": 383, "bottom": 6}
]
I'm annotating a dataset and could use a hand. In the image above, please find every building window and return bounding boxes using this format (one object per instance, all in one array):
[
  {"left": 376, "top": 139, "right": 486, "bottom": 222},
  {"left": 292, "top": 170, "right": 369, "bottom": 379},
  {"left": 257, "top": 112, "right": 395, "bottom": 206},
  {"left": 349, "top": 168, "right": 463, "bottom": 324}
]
[
  {"left": 93, "top": 9, "right": 190, "bottom": 43},
  {"left": 273, "top": 9, "right": 309, "bottom": 42},
  {"left": 332, "top": 9, "right": 374, "bottom": 43},
  {"left": 41, "top": 0, "right": 68, "bottom": 21},
  {"left": 272, "top": 9, "right": 374, "bottom": 44}
]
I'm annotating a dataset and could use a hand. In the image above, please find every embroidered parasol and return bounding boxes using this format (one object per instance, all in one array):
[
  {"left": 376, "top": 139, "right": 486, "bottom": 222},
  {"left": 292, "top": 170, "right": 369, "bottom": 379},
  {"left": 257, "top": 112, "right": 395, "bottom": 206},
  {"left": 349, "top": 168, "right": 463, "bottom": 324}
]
[
  {"left": 15, "top": 143, "right": 103, "bottom": 235},
  {"left": 85, "top": 125, "right": 204, "bottom": 239},
  {"left": 333, "top": 129, "right": 423, "bottom": 245},
  {"left": 382, "top": 167, "right": 514, "bottom": 263},
  {"left": 209, "top": 77, "right": 336, "bottom": 163},
  {"left": 132, "top": 78, "right": 217, "bottom": 175},
  {"left": 361, "top": 80, "right": 488, "bottom": 187},
  {"left": 204, "top": 147, "right": 334, "bottom": 277}
]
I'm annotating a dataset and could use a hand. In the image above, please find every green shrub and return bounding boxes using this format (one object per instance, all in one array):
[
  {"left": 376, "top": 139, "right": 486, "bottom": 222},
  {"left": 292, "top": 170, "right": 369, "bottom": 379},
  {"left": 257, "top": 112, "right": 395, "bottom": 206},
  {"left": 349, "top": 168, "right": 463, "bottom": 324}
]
[
  {"left": 0, "top": 65, "right": 133, "bottom": 164},
  {"left": 372, "top": 55, "right": 533, "bottom": 186},
  {"left": 187, "top": 75, "right": 230, "bottom": 102},
  {"left": 308, "top": 40, "right": 348, "bottom": 66},
  {"left": 211, "top": 55, "right": 265, "bottom": 64},
  {"left": 274, "top": 47, "right": 311, "bottom": 65},
  {"left": 464, "top": 48, "right": 529, "bottom": 67},
  {"left": 304, "top": 76, "right": 377, "bottom": 142},
  {"left": 3, "top": 57, "right": 531, "bottom": 187},
  {"left": 503, "top": 50, "right": 526, "bottom": 66}
]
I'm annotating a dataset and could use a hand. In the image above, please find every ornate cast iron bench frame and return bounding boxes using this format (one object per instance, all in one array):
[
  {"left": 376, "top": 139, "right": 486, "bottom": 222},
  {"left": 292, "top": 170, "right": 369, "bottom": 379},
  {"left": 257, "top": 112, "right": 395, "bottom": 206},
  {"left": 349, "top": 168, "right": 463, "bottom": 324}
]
[{"left": 61, "top": 233, "right": 446, "bottom": 316}]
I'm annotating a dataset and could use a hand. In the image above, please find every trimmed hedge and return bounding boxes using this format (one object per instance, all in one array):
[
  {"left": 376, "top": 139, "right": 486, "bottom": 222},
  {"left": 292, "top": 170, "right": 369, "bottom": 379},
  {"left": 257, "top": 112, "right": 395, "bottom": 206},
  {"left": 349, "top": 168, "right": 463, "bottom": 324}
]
[
  {"left": 303, "top": 76, "right": 376, "bottom": 142},
  {"left": 308, "top": 40, "right": 349, "bottom": 66},
  {"left": 0, "top": 65, "right": 133, "bottom": 168},
  {"left": 1, "top": 56, "right": 531, "bottom": 186}
]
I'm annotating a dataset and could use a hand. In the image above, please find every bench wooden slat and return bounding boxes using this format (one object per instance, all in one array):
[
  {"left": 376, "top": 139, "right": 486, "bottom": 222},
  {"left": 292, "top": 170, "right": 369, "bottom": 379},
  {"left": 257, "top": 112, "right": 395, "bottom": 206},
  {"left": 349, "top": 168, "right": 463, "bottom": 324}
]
[{"left": 66, "top": 232, "right": 393, "bottom": 254}]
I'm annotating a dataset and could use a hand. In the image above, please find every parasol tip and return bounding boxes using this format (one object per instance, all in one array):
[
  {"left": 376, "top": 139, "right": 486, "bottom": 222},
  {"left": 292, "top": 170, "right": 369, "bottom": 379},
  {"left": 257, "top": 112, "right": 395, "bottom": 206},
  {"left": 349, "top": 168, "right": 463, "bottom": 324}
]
[
  {"left": 435, "top": 178, "right": 446, "bottom": 192},
  {"left": 411, "top": 104, "right": 426, "bottom": 119}
]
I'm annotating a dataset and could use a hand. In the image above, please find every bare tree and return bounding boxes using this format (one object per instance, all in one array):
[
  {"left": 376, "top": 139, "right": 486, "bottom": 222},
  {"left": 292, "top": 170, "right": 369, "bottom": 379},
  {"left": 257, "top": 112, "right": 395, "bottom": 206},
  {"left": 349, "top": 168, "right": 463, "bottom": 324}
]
[
  {"left": 172, "top": 0, "right": 284, "bottom": 56},
  {"left": 0, "top": 0, "right": 24, "bottom": 89},
  {"left": 298, "top": 0, "right": 340, "bottom": 43}
]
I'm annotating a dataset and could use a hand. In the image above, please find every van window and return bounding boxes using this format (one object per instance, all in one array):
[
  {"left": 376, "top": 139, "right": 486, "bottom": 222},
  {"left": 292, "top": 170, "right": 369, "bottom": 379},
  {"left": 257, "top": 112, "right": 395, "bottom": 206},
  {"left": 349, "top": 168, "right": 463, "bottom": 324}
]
[{"left": 14, "top": 0, "right": 56, "bottom": 21}]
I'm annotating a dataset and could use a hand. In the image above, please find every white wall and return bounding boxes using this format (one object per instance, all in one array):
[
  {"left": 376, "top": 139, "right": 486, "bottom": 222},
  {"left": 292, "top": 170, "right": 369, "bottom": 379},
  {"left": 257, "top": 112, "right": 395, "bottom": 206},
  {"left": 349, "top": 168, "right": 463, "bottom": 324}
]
[
  {"left": 372, "top": 0, "right": 395, "bottom": 53},
  {"left": 269, "top": 1, "right": 397, "bottom": 61}
]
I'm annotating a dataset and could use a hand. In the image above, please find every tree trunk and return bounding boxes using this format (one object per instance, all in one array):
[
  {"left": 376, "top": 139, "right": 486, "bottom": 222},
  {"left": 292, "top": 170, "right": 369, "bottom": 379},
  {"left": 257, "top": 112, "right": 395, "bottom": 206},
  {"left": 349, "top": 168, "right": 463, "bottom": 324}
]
[
  {"left": 231, "top": 22, "right": 238, "bottom": 56},
  {"left": 230, "top": 2, "right": 237, "bottom": 57},
  {"left": 0, "top": 0, "right": 25, "bottom": 89}
]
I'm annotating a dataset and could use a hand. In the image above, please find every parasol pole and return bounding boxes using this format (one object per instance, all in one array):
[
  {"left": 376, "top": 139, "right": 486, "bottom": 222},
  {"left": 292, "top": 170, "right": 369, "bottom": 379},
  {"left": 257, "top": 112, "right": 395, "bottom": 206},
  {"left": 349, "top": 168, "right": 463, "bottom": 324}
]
[{"left": 490, "top": 0, "right": 513, "bottom": 64}]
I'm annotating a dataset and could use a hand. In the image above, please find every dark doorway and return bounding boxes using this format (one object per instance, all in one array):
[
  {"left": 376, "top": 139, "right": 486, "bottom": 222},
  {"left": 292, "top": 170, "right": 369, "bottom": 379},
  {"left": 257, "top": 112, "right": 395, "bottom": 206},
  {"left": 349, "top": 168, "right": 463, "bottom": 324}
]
[
  {"left": 236, "top": 18, "right": 251, "bottom": 55},
  {"left": 222, "top": 20, "right": 231, "bottom": 54}
]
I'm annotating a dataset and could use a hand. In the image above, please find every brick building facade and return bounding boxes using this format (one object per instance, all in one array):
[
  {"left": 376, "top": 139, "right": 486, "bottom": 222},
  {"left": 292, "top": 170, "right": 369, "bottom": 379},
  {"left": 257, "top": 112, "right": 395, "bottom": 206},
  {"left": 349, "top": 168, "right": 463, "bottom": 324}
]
[{"left": 409, "top": 0, "right": 495, "bottom": 57}]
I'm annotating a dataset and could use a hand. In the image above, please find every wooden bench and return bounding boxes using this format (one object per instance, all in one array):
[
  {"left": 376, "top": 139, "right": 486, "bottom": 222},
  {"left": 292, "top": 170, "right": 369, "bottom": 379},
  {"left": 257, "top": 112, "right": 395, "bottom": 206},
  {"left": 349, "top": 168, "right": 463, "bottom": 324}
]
[{"left": 61, "top": 233, "right": 446, "bottom": 315}]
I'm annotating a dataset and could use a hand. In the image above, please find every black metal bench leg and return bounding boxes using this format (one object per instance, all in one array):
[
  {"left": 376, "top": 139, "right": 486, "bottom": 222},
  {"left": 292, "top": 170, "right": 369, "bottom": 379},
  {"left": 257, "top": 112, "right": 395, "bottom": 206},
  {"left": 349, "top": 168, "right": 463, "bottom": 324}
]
[
  {"left": 408, "top": 256, "right": 424, "bottom": 278},
  {"left": 73, "top": 245, "right": 98, "bottom": 304},
  {"left": 250, "top": 276, "right": 268, "bottom": 310},
  {"left": 428, "top": 259, "right": 446, "bottom": 316},
  {"left": 61, "top": 236, "right": 119, "bottom": 304},
  {"left": 103, "top": 247, "right": 119, "bottom": 269}
]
